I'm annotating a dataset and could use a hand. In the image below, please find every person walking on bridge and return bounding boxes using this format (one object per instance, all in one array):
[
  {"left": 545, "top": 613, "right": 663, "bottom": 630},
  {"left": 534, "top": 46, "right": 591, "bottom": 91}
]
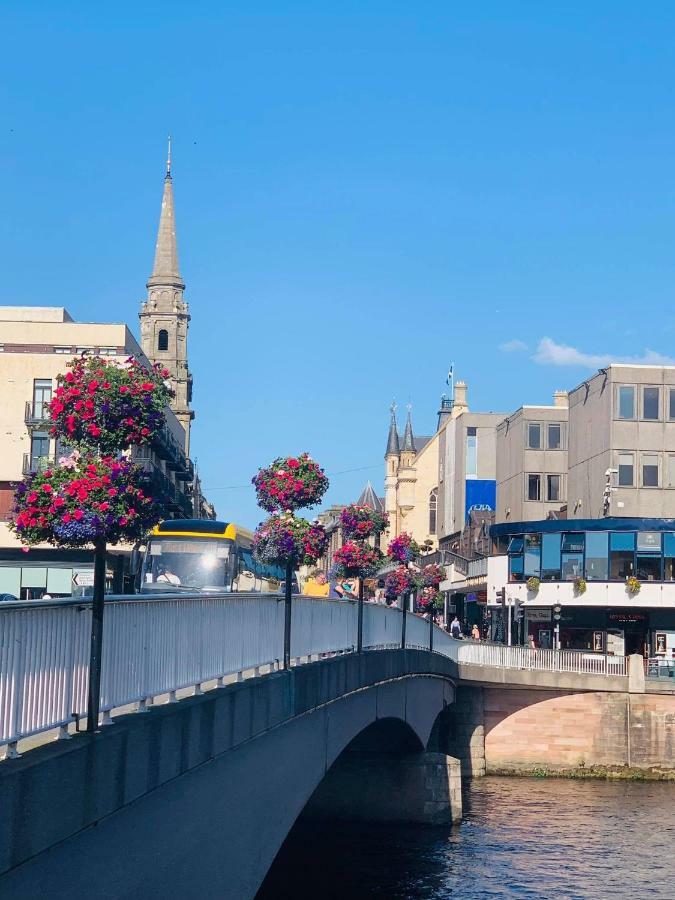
[{"left": 450, "top": 616, "right": 462, "bottom": 639}]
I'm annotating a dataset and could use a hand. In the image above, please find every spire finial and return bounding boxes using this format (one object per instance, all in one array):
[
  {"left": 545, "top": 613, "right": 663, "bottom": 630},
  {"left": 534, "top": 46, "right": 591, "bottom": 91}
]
[
  {"left": 166, "top": 134, "right": 172, "bottom": 177},
  {"left": 390, "top": 399, "right": 397, "bottom": 419}
]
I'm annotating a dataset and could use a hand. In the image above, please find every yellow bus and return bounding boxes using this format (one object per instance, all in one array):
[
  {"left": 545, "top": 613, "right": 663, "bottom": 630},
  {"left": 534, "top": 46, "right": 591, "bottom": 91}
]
[{"left": 139, "top": 519, "right": 283, "bottom": 593}]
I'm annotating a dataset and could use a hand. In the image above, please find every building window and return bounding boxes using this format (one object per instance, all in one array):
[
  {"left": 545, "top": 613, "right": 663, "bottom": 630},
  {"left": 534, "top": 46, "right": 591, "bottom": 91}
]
[
  {"left": 547, "top": 423, "right": 562, "bottom": 450},
  {"left": 667, "top": 455, "right": 675, "bottom": 488},
  {"left": 609, "top": 532, "right": 635, "bottom": 580},
  {"left": 158, "top": 329, "right": 169, "bottom": 351},
  {"left": 466, "top": 428, "right": 477, "bottom": 478},
  {"left": 507, "top": 536, "right": 524, "bottom": 581},
  {"left": 30, "top": 431, "right": 51, "bottom": 471},
  {"left": 618, "top": 452, "right": 634, "bottom": 487},
  {"left": 541, "top": 533, "right": 561, "bottom": 580},
  {"left": 636, "top": 532, "right": 662, "bottom": 581},
  {"left": 524, "top": 534, "right": 541, "bottom": 577},
  {"left": 546, "top": 474, "right": 561, "bottom": 502},
  {"left": 526, "top": 422, "right": 541, "bottom": 449},
  {"left": 429, "top": 488, "right": 438, "bottom": 535},
  {"left": 75, "top": 347, "right": 93, "bottom": 355},
  {"left": 33, "top": 378, "right": 52, "bottom": 421},
  {"left": 669, "top": 388, "right": 675, "bottom": 421},
  {"left": 54, "top": 346, "right": 71, "bottom": 354},
  {"left": 642, "top": 386, "right": 660, "bottom": 420},
  {"left": 99, "top": 347, "right": 116, "bottom": 356},
  {"left": 585, "top": 532, "right": 608, "bottom": 581},
  {"left": 664, "top": 533, "right": 675, "bottom": 580},
  {"left": 616, "top": 385, "right": 635, "bottom": 420},
  {"left": 561, "top": 533, "right": 584, "bottom": 580},
  {"left": 641, "top": 453, "right": 659, "bottom": 488},
  {"left": 526, "top": 473, "right": 541, "bottom": 501}
]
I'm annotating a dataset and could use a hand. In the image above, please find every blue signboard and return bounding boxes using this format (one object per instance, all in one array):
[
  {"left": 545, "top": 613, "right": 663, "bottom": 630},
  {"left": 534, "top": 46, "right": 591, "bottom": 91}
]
[{"left": 465, "top": 479, "right": 496, "bottom": 523}]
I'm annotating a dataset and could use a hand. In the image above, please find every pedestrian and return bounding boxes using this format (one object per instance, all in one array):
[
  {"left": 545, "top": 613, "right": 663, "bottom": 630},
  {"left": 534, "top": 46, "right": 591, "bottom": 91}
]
[
  {"left": 303, "top": 570, "right": 330, "bottom": 598},
  {"left": 471, "top": 623, "right": 480, "bottom": 641},
  {"left": 450, "top": 615, "right": 462, "bottom": 640},
  {"left": 528, "top": 634, "right": 536, "bottom": 650}
]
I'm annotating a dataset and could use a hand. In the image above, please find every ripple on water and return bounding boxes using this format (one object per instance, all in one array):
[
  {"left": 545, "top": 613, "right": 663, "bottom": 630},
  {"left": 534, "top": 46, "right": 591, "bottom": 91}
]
[{"left": 256, "top": 777, "right": 675, "bottom": 899}]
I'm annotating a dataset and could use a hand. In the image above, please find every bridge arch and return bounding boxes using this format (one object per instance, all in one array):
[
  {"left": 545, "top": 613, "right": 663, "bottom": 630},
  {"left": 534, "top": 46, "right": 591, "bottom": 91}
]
[{"left": 0, "top": 652, "right": 458, "bottom": 900}]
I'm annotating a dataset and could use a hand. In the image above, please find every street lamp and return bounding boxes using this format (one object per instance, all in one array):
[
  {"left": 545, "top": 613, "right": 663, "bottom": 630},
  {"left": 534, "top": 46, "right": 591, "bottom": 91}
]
[{"left": 553, "top": 604, "right": 562, "bottom": 650}]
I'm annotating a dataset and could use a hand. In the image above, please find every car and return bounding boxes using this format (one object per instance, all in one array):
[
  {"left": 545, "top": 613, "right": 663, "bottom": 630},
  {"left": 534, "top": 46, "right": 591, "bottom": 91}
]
[{"left": 0, "top": 593, "right": 18, "bottom": 602}]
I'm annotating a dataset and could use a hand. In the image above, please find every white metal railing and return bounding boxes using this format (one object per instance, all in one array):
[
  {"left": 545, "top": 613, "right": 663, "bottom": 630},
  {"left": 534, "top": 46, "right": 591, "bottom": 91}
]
[
  {"left": 0, "top": 593, "right": 627, "bottom": 755},
  {"left": 455, "top": 641, "right": 627, "bottom": 676}
]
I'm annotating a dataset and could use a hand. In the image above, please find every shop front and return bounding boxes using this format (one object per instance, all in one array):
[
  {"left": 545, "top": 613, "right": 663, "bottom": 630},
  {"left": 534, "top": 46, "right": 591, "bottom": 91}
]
[{"left": 524, "top": 606, "right": 675, "bottom": 655}]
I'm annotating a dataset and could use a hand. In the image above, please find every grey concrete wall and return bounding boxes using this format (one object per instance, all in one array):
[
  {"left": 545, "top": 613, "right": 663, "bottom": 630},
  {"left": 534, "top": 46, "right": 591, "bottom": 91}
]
[
  {"left": 496, "top": 406, "right": 568, "bottom": 523},
  {"left": 568, "top": 364, "right": 675, "bottom": 518},
  {"left": 0, "top": 650, "right": 456, "bottom": 900}
]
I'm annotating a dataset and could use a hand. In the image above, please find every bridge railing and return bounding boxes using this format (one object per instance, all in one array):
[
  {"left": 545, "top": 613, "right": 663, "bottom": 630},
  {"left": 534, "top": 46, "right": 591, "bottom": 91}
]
[
  {"left": 1, "top": 593, "right": 625, "bottom": 756},
  {"left": 455, "top": 641, "right": 627, "bottom": 676}
]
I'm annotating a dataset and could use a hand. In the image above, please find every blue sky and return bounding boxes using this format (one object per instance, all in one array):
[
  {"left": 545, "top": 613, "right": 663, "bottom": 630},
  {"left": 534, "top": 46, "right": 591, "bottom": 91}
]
[{"left": 3, "top": 3, "right": 675, "bottom": 527}]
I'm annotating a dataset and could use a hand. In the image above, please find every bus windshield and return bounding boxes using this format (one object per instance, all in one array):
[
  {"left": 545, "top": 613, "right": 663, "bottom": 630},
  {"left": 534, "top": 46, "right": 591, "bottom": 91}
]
[{"left": 140, "top": 537, "right": 234, "bottom": 591}]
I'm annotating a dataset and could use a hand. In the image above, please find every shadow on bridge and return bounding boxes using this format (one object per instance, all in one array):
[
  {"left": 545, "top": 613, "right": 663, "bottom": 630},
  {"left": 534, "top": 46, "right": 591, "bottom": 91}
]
[{"left": 0, "top": 649, "right": 462, "bottom": 900}]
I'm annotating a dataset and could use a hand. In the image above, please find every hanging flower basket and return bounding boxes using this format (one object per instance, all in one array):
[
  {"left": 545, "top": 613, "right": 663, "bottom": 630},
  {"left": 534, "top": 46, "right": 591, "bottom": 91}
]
[
  {"left": 252, "top": 453, "right": 329, "bottom": 513},
  {"left": 47, "top": 356, "right": 173, "bottom": 454},
  {"left": 418, "top": 586, "right": 443, "bottom": 611},
  {"left": 526, "top": 576, "right": 541, "bottom": 593},
  {"left": 384, "top": 565, "right": 413, "bottom": 600},
  {"left": 329, "top": 541, "right": 383, "bottom": 579},
  {"left": 387, "top": 532, "right": 420, "bottom": 564},
  {"left": 9, "top": 454, "right": 159, "bottom": 548},
  {"left": 253, "top": 513, "right": 327, "bottom": 567},
  {"left": 573, "top": 575, "right": 587, "bottom": 596},
  {"left": 626, "top": 576, "right": 641, "bottom": 595},
  {"left": 421, "top": 562, "right": 444, "bottom": 589},
  {"left": 339, "top": 504, "right": 389, "bottom": 541}
]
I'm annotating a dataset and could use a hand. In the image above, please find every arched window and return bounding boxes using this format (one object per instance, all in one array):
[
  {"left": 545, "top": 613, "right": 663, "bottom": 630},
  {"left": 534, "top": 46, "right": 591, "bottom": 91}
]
[
  {"left": 429, "top": 488, "right": 438, "bottom": 535},
  {"left": 157, "top": 329, "right": 169, "bottom": 351}
]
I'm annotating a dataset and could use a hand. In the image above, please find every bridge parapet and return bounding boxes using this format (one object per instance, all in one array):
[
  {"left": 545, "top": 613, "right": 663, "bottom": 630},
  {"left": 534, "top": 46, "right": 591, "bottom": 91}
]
[{"left": 0, "top": 593, "right": 626, "bottom": 758}]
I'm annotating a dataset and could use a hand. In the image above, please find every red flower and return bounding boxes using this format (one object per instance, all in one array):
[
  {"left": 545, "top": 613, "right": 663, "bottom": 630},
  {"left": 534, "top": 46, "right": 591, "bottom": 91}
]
[
  {"left": 41, "top": 484, "right": 53, "bottom": 493},
  {"left": 73, "top": 509, "right": 84, "bottom": 521}
]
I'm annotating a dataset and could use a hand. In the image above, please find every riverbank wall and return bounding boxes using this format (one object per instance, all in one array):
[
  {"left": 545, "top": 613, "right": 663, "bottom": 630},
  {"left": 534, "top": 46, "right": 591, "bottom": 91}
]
[{"left": 446, "top": 679, "right": 675, "bottom": 778}]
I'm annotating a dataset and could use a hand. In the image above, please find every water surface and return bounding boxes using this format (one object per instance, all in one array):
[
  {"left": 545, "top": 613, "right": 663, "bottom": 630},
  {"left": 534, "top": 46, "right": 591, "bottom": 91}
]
[{"left": 258, "top": 777, "right": 675, "bottom": 898}]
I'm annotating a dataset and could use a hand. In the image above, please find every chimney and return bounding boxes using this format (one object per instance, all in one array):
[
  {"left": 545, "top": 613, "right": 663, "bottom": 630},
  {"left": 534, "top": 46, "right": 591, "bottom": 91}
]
[
  {"left": 553, "top": 390, "right": 568, "bottom": 408},
  {"left": 452, "top": 381, "right": 468, "bottom": 417}
]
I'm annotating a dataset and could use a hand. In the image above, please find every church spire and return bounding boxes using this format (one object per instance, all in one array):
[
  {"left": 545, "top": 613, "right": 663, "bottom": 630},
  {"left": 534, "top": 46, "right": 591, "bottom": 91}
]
[
  {"left": 140, "top": 142, "right": 194, "bottom": 454},
  {"left": 386, "top": 402, "right": 400, "bottom": 456},
  {"left": 147, "top": 137, "right": 184, "bottom": 290},
  {"left": 402, "top": 405, "right": 416, "bottom": 453}
]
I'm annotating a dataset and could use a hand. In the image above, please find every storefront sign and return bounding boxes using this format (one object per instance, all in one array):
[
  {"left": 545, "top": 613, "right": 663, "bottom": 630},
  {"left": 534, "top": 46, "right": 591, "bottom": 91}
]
[
  {"left": 607, "top": 612, "right": 647, "bottom": 625},
  {"left": 655, "top": 632, "right": 667, "bottom": 654},
  {"left": 526, "top": 608, "right": 551, "bottom": 622},
  {"left": 593, "top": 631, "right": 604, "bottom": 652}
]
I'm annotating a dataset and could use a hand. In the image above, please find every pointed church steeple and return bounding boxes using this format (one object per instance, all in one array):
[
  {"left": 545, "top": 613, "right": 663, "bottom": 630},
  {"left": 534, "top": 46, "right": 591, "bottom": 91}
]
[
  {"left": 147, "top": 137, "right": 184, "bottom": 290},
  {"left": 386, "top": 402, "right": 400, "bottom": 457},
  {"left": 402, "top": 405, "right": 416, "bottom": 453},
  {"left": 140, "top": 139, "right": 194, "bottom": 453}
]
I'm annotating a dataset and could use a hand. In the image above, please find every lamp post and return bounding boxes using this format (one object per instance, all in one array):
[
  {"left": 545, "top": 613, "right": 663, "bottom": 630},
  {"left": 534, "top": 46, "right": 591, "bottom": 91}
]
[{"left": 553, "top": 604, "right": 562, "bottom": 650}]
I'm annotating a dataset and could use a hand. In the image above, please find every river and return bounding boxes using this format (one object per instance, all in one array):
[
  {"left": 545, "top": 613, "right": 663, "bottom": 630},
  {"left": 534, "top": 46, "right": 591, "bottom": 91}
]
[{"left": 257, "top": 776, "right": 675, "bottom": 899}]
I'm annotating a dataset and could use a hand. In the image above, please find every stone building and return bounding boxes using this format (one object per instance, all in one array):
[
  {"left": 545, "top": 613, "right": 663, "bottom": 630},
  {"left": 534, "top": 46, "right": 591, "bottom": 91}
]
[
  {"left": 384, "top": 405, "right": 439, "bottom": 549},
  {"left": 139, "top": 143, "right": 194, "bottom": 454}
]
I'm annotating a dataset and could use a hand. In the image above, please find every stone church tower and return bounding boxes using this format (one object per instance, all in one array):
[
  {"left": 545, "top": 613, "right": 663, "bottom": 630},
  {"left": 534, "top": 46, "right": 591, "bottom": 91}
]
[{"left": 139, "top": 141, "right": 194, "bottom": 453}]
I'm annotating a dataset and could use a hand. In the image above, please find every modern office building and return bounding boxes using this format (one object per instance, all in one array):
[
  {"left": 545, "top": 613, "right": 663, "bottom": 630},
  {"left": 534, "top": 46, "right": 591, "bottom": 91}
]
[
  {"left": 486, "top": 365, "right": 675, "bottom": 657},
  {"left": 495, "top": 392, "right": 568, "bottom": 523}
]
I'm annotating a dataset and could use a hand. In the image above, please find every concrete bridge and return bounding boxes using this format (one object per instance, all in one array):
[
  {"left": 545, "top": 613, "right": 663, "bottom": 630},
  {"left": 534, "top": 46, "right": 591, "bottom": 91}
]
[{"left": 0, "top": 593, "right": 671, "bottom": 899}]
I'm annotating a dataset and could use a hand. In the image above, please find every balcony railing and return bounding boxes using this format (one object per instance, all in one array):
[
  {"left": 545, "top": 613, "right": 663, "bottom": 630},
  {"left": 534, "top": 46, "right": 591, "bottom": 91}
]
[
  {"left": 24, "top": 401, "right": 50, "bottom": 427},
  {"left": 22, "top": 453, "right": 55, "bottom": 475}
]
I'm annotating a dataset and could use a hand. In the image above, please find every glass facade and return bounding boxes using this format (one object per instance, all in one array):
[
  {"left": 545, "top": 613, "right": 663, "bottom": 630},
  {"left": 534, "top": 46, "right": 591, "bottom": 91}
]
[{"left": 507, "top": 527, "right": 675, "bottom": 583}]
